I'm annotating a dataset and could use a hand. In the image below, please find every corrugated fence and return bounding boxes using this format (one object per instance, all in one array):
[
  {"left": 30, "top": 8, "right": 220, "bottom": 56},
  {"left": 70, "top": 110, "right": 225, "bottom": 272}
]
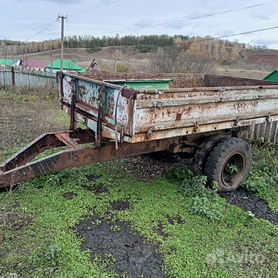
[
  {"left": 0, "top": 68, "right": 58, "bottom": 91},
  {"left": 241, "top": 121, "right": 278, "bottom": 144}
]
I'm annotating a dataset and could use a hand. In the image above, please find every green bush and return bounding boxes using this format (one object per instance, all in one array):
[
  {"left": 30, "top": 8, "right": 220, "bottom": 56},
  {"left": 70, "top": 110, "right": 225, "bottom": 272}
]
[
  {"left": 86, "top": 46, "right": 101, "bottom": 53},
  {"left": 190, "top": 196, "right": 222, "bottom": 221},
  {"left": 167, "top": 166, "right": 224, "bottom": 221},
  {"left": 135, "top": 45, "right": 158, "bottom": 53}
]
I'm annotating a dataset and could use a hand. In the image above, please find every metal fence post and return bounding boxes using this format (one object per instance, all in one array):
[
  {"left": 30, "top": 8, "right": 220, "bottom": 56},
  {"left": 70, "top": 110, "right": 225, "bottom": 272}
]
[{"left": 11, "top": 66, "right": 15, "bottom": 87}]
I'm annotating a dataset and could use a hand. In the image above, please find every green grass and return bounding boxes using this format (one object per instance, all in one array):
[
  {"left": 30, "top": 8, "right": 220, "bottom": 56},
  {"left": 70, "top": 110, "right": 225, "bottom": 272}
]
[
  {"left": 49, "top": 110, "right": 71, "bottom": 127},
  {"left": 0, "top": 149, "right": 277, "bottom": 278},
  {"left": 0, "top": 89, "right": 57, "bottom": 102}
]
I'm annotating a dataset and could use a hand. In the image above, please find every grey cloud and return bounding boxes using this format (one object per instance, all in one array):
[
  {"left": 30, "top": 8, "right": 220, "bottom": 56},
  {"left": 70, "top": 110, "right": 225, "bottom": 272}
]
[
  {"left": 16, "top": 0, "right": 85, "bottom": 4},
  {"left": 134, "top": 20, "right": 154, "bottom": 29},
  {"left": 163, "top": 20, "right": 190, "bottom": 30},
  {"left": 251, "top": 13, "right": 270, "bottom": 20},
  {"left": 215, "top": 30, "right": 235, "bottom": 37}
]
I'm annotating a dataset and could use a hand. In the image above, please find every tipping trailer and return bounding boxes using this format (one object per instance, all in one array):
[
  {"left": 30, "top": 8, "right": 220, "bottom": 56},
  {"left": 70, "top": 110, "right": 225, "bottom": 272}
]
[{"left": 0, "top": 72, "right": 278, "bottom": 191}]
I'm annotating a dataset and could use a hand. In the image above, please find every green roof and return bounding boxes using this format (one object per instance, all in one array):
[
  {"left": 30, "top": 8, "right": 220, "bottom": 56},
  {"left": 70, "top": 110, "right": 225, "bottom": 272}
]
[
  {"left": 0, "top": 59, "right": 15, "bottom": 66},
  {"left": 46, "top": 59, "right": 86, "bottom": 72},
  {"left": 263, "top": 69, "right": 278, "bottom": 83}
]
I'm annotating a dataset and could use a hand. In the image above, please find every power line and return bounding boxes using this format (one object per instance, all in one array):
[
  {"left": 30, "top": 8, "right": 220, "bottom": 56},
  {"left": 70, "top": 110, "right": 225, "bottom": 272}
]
[
  {"left": 178, "top": 26, "right": 278, "bottom": 44},
  {"left": 24, "top": 19, "right": 59, "bottom": 42},
  {"left": 166, "top": 0, "right": 277, "bottom": 25},
  {"left": 21, "top": 0, "right": 116, "bottom": 41},
  {"left": 85, "top": 0, "right": 276, "bottom": 36}
]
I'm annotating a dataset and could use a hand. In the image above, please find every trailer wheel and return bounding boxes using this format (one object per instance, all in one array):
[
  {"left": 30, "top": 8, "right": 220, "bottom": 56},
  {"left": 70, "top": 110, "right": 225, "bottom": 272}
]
[
  {"left": 193, "top": 135, "right": 226, "bottom": 175},
  {"left": 204, "top": 138, "right": 252, "bottom": 192}
]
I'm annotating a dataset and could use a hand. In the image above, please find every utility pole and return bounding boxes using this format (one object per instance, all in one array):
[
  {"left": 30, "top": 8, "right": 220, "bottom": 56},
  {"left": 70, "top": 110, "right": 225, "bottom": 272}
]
[{"left": 58, "top": 15, "right": 66, "bottom": 71}]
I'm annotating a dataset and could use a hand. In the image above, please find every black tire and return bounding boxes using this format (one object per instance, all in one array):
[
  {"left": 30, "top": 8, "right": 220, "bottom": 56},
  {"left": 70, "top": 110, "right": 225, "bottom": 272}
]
[
  {"left": 204, "top": 138, "right": 252, "bottom": 192},
  {"left": 193, "top": 135, "right": 227, "bottom": 175}
]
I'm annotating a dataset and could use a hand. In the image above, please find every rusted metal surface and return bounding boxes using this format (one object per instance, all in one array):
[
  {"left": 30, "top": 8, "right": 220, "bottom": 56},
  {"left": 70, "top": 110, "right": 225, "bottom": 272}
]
[
  {"left": 59, "top": 72, "right": 278, "bottom": 144},
  {"left": 0, "top": 130, "right": 179, "bottom": 188},
  {"left": 60, "top": 73, "right": 136, "bottom": 141},
  {"left": 134, "top": 86, "right": 278, "bottom": 135},
  {"left": 1, "top": 73, "right": 278, "bottom": 187},
  {"left": 0, "top": 130, "right": 94, "bottom": 174},
  {"left": 82, "top": 71, "right": 204, "bottom": 88},
  {"left": 204, "top": 74, "right": 278, "bottom": 87}
]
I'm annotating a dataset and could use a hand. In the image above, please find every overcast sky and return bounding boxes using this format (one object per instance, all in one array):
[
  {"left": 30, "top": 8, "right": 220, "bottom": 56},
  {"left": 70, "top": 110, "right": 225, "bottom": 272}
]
[{"left": 0, "top": 0, "right": 277, "bottom": 49}]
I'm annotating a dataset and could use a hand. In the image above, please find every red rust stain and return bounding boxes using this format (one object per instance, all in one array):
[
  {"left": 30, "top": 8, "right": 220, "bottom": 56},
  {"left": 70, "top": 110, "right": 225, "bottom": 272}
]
[{"left": 176, "top": 113, "right": 182, "bottom": 121}]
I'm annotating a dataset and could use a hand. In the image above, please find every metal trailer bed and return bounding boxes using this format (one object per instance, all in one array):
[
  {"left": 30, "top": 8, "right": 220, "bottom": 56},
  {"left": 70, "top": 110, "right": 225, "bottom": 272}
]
[{"left": 1, "top": 72, "right": 278, "bottom": 191}]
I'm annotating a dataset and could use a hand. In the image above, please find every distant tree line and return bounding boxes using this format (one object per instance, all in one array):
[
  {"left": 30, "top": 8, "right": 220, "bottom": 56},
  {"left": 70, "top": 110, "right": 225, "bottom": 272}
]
[
  {"left": 0, "top": 34, "right": 271, "bottom": 58},
  {"left": 64, "top": 34, "right": 178, "bottom": 48}
]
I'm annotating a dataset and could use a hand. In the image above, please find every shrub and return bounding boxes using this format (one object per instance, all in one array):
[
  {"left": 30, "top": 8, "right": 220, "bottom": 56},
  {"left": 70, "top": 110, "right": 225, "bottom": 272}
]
[
  {"left": 86, "top": 46, "right": 101, "bottom": 53},
  {"left": 116, "top": 63, "right": 130, "bottom": 73},
  {"left": 135, "top": 45, "right": 158, "bottom": 53},
  {"left": 167, "top": 166, "right": 224, "bottom": 221}
]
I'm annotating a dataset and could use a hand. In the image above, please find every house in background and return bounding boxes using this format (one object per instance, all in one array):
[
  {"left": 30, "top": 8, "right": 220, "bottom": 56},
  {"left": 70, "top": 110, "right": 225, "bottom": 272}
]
[
  {"left": 263, "top": 69, "right": 278, "bottom": 83},
  {"left": 0, "top": 59, "right": 23, "bottom": 69},
  {"left": 24, "top": 60, "right": 48, "bottom": 71},
  {"left": 45, "top": 59, "right": 87, "bottom": 73}
]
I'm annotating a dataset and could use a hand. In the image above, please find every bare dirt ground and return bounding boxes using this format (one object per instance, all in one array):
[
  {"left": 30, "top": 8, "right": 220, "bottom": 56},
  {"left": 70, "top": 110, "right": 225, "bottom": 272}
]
[{"left": 0, "top": 98, "right": 68, "bottom": 161}]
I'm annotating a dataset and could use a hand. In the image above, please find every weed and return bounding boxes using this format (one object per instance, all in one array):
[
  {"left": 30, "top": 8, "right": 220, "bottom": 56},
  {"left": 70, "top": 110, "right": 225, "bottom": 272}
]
[
  {"left": 110, "top": 224, "right": 121, "bottom": 232},
  {"left": 45, "top": 244, "right": 62, "bottom": 267},
  {"left": 190, "top": 196, "right": 222, "bottom": 221},
  {"left": 244, "top": 143, "right": 278, "bottom": 212},
  {"left": 168, "top": 166, "right": 224, "bottom": 221}
]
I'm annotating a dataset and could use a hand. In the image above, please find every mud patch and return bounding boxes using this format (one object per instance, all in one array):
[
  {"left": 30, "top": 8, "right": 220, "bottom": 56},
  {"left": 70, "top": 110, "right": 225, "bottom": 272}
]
[
  {"left": 76, "top": 216, "right": 164, "bottom": 278},
  {"left": 0, "top": 212, "right": 32, "bottom": 230},
  {"left": 220, "top": 188, "right": 278, "bottom": 225},
  {"left": 92, "top": 184, "right": 109, "bottom": 195},
  {"left": 156, "top": 222, "right": 168, "bottom": 239},
  {"left": 156, "top": 216, "right": 185, "bottom": 238},
  {"left": 167, "top": 215, "right": 186, "bottom": 225},
  {"left": 86, "top": 174, "right": 101, "bottom": 181},
  {"left": 111, "top": 200, "right": 130, "bottom": 211},
  {"left": 120, "top": 154, "right": 190, "bottom": 181},
  {"left": 63, "top": 192, "right": 77, "bottom": 200}
]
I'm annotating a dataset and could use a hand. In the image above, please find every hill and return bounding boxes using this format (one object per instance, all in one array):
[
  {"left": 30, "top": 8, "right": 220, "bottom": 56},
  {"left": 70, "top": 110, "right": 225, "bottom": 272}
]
[{"left": 1, "top": 35, "right": 277, "bottom": 79}]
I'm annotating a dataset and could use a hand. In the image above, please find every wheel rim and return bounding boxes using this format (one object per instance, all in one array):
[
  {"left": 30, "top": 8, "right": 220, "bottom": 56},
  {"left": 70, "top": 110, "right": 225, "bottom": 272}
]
[{"left": 221, "top": 152, "right": 246, "bottom": 188}]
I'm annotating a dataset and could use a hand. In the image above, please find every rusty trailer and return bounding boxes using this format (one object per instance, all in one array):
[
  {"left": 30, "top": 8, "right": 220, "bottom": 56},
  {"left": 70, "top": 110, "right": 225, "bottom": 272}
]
[{"left": 0, "top": 73, "right": 278, "bottom": 191}]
